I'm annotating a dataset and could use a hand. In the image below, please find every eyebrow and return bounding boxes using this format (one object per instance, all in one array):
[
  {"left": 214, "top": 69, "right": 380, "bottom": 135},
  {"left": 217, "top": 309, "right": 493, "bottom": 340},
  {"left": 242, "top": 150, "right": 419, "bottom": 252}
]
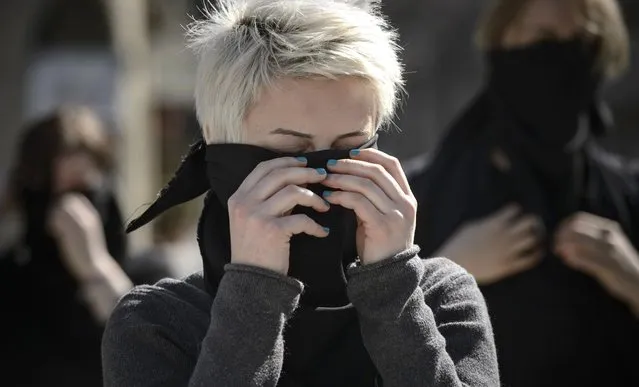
[{"left": 270, "top": 128, "right": 370, "bottom": 140}]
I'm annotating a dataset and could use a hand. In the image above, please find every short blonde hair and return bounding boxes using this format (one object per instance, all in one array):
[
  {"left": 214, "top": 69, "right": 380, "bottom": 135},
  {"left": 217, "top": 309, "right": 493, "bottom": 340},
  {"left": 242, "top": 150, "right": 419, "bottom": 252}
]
[
  {"left": 476, "top": 0, "right": 630, "bottom": 78},
  {"left": 187, "top": 0, "right": 404, "bottom": 143}
]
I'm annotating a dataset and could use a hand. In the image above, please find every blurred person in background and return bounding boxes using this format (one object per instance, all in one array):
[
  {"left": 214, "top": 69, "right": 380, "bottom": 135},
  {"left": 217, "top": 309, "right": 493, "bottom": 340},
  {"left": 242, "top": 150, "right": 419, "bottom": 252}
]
[
  {"left": 101, "top": 0, "right": 499, "bottom": 386},
  {"left": 408, "top": 0, "right": 639, "bottom": 386},
  {"left": 0, "top": 107, "right": 133, "bottom": 386}
]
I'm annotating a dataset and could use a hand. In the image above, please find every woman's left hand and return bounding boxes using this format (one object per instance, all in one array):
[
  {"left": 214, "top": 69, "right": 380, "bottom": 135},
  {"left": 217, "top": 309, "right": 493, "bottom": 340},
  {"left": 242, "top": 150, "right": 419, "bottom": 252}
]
[
  {"left": 323, "top": 149, "right": 416, "bottom": 265},
  {"left": 49, "top": 194, "right": 110, "bottom": 281},
  {"left": 555, "top": 212, "right": 639, "bottom": 316}
]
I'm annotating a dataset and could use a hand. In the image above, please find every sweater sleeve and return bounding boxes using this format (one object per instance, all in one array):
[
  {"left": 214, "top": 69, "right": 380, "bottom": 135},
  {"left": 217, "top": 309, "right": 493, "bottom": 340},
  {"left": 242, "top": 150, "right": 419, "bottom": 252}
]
[
  {"left": 102, "top": 264, "right": 303, "bottom": 387},
  {"left": 347, "top": 248, "right": 499, "bottom": 387}
]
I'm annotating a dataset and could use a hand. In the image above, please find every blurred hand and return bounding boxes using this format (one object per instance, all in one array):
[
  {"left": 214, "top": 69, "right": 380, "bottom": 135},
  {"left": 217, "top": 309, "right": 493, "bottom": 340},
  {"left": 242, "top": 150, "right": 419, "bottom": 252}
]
[
  {"left": 323, "top": 149, "right": 416, "bottom": 265},
  {"left": 49, "top": 194, "right": 110, "bottom": 281},
  {"left": 436, "top": 205, "right": 543, "bottom": 285},
  {"left": 228, "top": 157, "right": 330, "bottom": 275},
  {"left": 555, "top": 212, "right": 639, "bottom": 316}
]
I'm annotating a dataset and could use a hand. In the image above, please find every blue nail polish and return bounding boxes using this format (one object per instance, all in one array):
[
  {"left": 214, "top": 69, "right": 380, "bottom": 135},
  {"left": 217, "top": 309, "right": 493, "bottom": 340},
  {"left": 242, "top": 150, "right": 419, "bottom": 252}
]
[
  {"left": 316, "top": 168, "right": 327, "bottom": 175},
  {"left": 323, "top": 227, "right": 330, "bottom": 234},
  {"left": 327, "top": 159, "right": 337, "bottom": 166},
  {"left": 296, "top": 156, "right": 307, "bottom": 163},
  {"left": 322, "top": 190, "right": 332, "bottom": 197},
  {"left": 350, "top": 149, "right": 360, "bottom": 157}
]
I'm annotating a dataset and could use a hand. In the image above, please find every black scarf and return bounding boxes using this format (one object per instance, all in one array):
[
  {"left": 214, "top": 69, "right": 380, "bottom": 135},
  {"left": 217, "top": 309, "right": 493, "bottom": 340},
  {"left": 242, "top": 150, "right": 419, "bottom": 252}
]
[
  {"left": 487, "top": 37, "right": 603, "bottom": 177},
  {"left": 127, "top": 137, "right": 381, "bottom": 386}
]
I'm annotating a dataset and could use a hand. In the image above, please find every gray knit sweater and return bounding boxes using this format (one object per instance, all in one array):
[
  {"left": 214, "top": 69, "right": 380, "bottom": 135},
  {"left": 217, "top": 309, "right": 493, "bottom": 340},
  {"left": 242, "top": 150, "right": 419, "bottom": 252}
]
[{"left": 102, "top": 249, "right": 499, "bottom": 386}]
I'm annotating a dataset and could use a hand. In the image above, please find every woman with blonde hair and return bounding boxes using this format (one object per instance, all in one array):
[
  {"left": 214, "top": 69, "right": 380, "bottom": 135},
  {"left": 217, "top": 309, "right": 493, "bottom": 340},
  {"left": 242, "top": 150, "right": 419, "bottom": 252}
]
[
  {"left": 101, "top": 0, "right": 499, "bottom": 386},
  {"left": 409, "top": 0, "right": 639, "bottom": 386}
]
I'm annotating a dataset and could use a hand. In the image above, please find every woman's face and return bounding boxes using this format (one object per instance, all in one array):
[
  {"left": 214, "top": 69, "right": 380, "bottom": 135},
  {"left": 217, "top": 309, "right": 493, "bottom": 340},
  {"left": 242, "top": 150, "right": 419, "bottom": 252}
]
[
  {"left": 501, "top": 0, "right": 585, "bottom": 49},
  {"left": 53, "top": 151, "right": 102, "bottom": 194},
  {"left": 244, "top": 77, "right": 377, "bottom": 153}
]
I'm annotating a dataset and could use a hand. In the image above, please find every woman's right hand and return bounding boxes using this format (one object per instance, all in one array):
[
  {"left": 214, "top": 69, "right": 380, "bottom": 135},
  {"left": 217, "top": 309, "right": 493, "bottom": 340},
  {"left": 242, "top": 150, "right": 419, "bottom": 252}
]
[
  {"left": 228, "top": 157, "right": 331, "bottom": 275},
  {"left": 436, "top": 205, "right": 543, "bottom": 285}
]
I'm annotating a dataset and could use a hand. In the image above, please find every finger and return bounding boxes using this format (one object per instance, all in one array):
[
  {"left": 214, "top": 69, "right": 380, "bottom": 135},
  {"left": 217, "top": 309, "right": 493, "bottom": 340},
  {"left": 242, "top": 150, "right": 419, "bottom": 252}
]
[
  {"left": 327, "top": 158, "right": 403, "bottom": 201},
  {"left": 489, "top": 203, "right": 522, "bottom": 224},
  {"left": 323, "top": 190, "right": 384, "bottom": 225},
  {"left": 322, "top": 173, "right": 394, "bottom": 213},
  {"left": 275, "top": 214, "right": 329, "bottom": 238},
  {"left": 510, "top": 215, "right": 544, "bottom": 238},
  {"left": 557, "top": 212, "right": 611, "bottom": 241},
  {"left": 555, "top": 237, "right": 611, "bottom": 266},
  {"left": 251, "top": 166, "right": 328, "bottom": 201},
  {"left": 236, "top": 157, "right": 308, "bottom": 195},
  {"left": 558, "top": 245, "right": 603, "bottom": 275},
  {"left": 59, "top": 194, "right": 98, "bottom": 220},
  {"left": 67, "top": 194, "right": 97, "bottom": 211},
  {"left": 347, "top": 148, "right": 412, "bottom": 195},
  {"left": 509, "top": 233, "right": 540, "bottom": 257},
  {"left": 260, "top": 185, "right": 329, "bottom": 216}
]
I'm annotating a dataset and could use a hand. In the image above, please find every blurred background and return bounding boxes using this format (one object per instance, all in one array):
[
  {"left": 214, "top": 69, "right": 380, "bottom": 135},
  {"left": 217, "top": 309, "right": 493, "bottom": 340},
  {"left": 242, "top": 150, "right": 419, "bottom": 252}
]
[{"left": 0, "top": 0, "right": 637, "bottom": 259}]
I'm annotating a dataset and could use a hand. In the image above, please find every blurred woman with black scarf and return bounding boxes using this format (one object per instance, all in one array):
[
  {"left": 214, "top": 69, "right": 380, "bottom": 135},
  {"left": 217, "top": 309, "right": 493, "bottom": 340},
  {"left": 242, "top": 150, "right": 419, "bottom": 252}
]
[
  {"left": 408, "top": 0, "right": 639, "bottom": 386},
  {"left": 0, "top": 107, "right": 133, "bottom": 386}
]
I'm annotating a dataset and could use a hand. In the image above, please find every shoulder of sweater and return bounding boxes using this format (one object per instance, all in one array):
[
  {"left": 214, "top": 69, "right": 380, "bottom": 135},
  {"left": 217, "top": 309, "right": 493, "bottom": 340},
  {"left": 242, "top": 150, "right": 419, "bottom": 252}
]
[
  {"left": 418, "top": 256, "right": 479, "bottom": 300},
  {"left": 587, "top": 146, "right": 639, "bottom": 196},
  {"left": 589, "top": 145, "right": 639, "bottom": 177},
  {"left": 107, "top": 271, "right": 211, "bottom": 328}
]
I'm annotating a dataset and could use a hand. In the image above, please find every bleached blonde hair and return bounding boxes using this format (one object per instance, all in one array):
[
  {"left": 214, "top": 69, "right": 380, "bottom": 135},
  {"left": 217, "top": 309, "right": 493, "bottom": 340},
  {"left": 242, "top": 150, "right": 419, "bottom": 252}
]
[{"left": 187, "top": 0, "right": 404, "bottom": 143}]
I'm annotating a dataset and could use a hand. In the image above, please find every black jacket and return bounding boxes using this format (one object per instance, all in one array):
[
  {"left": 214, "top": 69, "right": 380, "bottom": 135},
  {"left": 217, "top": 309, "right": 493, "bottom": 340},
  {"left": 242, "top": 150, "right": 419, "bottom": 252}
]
[{"left": 408, "top": 91, "right": 639, "bottom": 387}]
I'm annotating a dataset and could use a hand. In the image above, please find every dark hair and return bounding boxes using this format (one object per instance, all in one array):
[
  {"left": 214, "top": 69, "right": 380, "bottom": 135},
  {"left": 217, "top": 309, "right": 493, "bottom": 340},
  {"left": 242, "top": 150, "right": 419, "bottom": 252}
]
[{"left": 6, "top": 106, "right": 113, "bottom": 203}]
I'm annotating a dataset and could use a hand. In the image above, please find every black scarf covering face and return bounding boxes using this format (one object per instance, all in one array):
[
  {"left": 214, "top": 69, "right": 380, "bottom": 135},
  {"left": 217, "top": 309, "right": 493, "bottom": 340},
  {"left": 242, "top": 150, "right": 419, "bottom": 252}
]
[
  {"left": 486, "top": 37, "right": 603, "bottom": 177},
  {"left": 204, "top": 145, "right": 363, "bottom": 308},
  {"left": 127, "top": 136, "right": 381, "bottom": 386}
]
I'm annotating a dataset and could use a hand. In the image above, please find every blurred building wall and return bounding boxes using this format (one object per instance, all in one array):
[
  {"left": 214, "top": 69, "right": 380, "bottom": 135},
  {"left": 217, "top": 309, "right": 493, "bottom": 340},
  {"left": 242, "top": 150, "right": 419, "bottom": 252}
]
[
  {"left": 1, "top": 0, "right": 638, "bottom": 192},
  {"left": 0, "top": 0, "right": 44, "bottom": 195}
]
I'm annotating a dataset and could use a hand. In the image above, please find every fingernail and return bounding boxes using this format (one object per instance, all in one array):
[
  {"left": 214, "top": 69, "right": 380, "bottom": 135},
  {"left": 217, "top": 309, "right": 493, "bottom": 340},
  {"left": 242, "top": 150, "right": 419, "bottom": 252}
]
[
  {"left": 349, "top": 149, "right": 360, "bottom": 157},
  {"left": 296, "top": 156, "right": 308, "bottom": 163},
  {"left": 316, "top": 168, "right": 327, "bottom": 175},
  {"left": 322, "top": 227, "right": 330, "bottom": 234},
  {"left": 327, "top": 159, "right": 337, "bottom": 167},
  {"left": 322, "top": 190, "right": 332, "bottom": 197}
]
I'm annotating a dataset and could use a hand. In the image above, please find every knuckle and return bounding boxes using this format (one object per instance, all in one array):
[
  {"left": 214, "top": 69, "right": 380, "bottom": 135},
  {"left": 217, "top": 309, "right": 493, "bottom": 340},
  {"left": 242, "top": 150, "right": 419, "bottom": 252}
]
[
  {"left": 388, "top": 156, "right": 401, "bottom": 169},
  {"left": 228, "top": 197, "right": 249, "bottom": 219},
  {"left": 372, "top": 164, "right": 385, "bottom": 175},
  {"left": 404, "top": 195, "right": 418, "bottom": 211},
  {"left": 362, "top": 178, "right": 377, "bottom": 191},
  {"left": 351, "top": 193, "right": 363, "bottom": 204},
  {"left": 283, "top": 184, "right": 300, "bottom": 195},
  {"left": 256, "top": 160, "right": 271, "bottom": 170},
  {"left": 227, "top": 194, "right": 239, "bottom": 208}
]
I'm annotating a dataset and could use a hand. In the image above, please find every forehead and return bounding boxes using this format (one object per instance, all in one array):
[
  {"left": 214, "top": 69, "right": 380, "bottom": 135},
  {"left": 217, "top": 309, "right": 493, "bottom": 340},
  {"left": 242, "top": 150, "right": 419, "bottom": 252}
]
[
  {"left": 517, "top": 0, "right": 583, "bottom": 28},
  {"left": 245, "top": 77, "right": 377, "bottom": 137}
]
